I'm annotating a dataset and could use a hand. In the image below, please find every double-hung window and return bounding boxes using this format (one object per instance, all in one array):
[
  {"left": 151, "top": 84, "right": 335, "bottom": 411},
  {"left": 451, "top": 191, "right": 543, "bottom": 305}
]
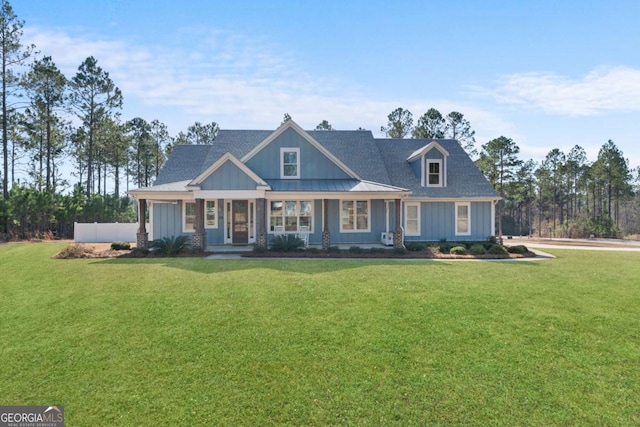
[
  {"left": 269, "top": 200, "right": 312, "bottom": 232},
  {"left": 405, "top": 203, "right": 420, "bottom": 236},
  {"left": 281, "top": 148, "right": 300, "bottom": 179},
  {"left": 205, "top": 200, "right": 217, "bottom": 228},
  {"left": 426, "top": 159, "right": 442, "bottom": 187},
  {"left": 183, "top": 201, "right": 196, "bottom": 232},
  {"left": 455, "top": 202, "right": 471, "bottom": 236},
  {"left": 341, "top": 200, "right": 370, "bottom": 232}
]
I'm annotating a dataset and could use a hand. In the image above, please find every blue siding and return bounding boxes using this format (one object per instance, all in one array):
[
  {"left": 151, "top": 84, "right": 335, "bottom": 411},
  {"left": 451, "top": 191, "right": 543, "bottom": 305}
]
[
  {"left": 152, "top": 202, "right": 186, "bottom": 240},
  {"left": 403, "top": 201, "right": 492, "bottom": 242},
  {"left": 425, "top": 148, "right": 445, "bottom": 160},
  {"left": 409, "top": 159, "right": 421, "bottom": 181},
  {"left": 325, "top": 199, "right": 386, "bottom": 244},
  {"left": 205, "top": 199, "right": 225, "bottom": 245},
  {"left": 245, "top": 127, "right": 351, "bottom": 179},
  {"left": 200, "top": 161, "right": 258, "bottom": 190}
]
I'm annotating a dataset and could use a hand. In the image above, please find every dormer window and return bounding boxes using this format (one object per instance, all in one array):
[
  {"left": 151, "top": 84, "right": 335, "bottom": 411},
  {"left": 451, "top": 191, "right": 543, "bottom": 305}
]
[
  {"left": 281, "top": 147, "right": 300, "bottom": 179},
  {"left": 426, "top": 159, "right": 442, "bottom": 187}
]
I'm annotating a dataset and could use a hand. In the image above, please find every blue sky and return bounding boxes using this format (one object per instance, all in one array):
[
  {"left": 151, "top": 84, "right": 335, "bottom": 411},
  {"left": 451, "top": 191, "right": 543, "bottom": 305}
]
[{"left": 12, "top": 0, "right": 640, "bottom": 169}]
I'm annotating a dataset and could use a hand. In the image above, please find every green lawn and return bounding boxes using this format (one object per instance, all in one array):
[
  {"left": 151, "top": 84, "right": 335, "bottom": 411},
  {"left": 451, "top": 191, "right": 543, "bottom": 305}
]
[{"left": 1, "top": 243, "right": 639, "bottom": 426}]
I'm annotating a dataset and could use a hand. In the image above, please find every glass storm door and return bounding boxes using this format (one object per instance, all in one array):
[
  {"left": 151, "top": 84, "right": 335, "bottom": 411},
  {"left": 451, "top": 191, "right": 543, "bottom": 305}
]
[{"left": 232, "top": 200, "right": 249, "bottom": 244}]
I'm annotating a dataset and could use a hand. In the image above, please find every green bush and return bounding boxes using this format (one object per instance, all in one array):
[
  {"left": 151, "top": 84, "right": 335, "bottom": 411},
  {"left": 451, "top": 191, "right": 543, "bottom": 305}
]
[
  {"left": 305, "top": 247, "right": 320, "bottom": 254},
  {"left": 488, "top": 244, "right": 508, "bottom": 255},
  {"left": 392, "top": 247, "right": 407, "bottom": 255},
  {"left": 405, "top": 242, "right": 426, "bottom": 251},
  {"left": 507, "top": 245, "right": 528, "bottom": 254},
  {"left": 269, "top": 235, "right": 305, "bottom": 252},
  {"left": 370, "top": 247, "right": 388, "bottom": 254},
  {"left": 110, "top": 241, "right": 131, "bottom": 251},
  {"left": 469, "top": 244, "right": 486, "bottom": 255},
  {"left": 438, "top": 241, "right": 450, "bottom": 253},
  {"left": 327, "top": 245, "right": 341, "bottom": 253},
  {"left": 252, "top": 244, "right": 267, "bottom": 253},
  {"left": 151, "top": 235, "right": 191, "bottom": 257},
  {"left": 349, "top": 246, "right": 364, "bottom": 254},
  {"left": 450, "top": 245, "right": 467, "bottom": 255}
]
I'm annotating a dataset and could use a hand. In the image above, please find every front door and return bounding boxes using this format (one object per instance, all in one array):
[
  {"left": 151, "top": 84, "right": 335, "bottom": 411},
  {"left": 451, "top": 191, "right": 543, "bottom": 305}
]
[{"left": 232, "top": 200, "right": 249, "bottom": 244}]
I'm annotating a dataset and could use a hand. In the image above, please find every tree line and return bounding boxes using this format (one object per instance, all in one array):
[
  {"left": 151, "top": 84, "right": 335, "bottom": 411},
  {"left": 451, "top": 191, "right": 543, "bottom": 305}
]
[
  {"left": 379, "top": 107, "right": 640, "bottom": 238},
  {"left": 0, "top": 0, "right": 637, "bottom": 240}
]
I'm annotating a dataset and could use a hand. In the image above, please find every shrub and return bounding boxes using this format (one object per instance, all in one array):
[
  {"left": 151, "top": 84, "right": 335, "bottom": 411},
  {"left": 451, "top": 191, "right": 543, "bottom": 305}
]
[
  {"left": 469, "top": 244, "right": 486, "bottom": 255},
  {"left": 392, "top": 247, "right": 407, "bottom": 255},
  {"left": 370, "top": 247, "right": 388, "bottom": 254},
  {"left": 305, "top": 247, "right": 320, "bottom": 254},
  {"left": 487, "top": 235, "right": 498, "bottom": 244},
  {"left": 438, "top": 243, "right": 450, "bottom": 253},
  {"left": 450, "top": 245, "right": 466, "bottom": 255},
  {"left": 327, "top": 245, "right": 341, "bottom": 253},
  {"left": 252, "top": 244, "right": 267, "bottom": 253},
  {"left": 348, "top": 246, "right": 364, "bottom": 254},
  {"left": 405, "top": 242, "right": 426, "bottom": 251},
  {"left": 151, "top": 235, "right": 192, "bottom": 257},
  {"left": 110, "top": 241, "right": 131, "bottom": 251},
  {"left": 127, "top": 247, "right": 149, "bottom": 258},
  {"left": 488, "top": 244, "right": 508, "bottom": 255},
  {"left": 507, "top": 245, "right": 528, "bottom": 254},
  {"left": 269, "top": 234, "right": 304, "bottom": 252}
]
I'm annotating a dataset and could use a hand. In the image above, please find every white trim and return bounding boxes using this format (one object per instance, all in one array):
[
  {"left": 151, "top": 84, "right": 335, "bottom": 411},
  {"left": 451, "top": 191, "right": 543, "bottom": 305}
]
[
  {"left": 407, "top": 141, "right": 450, "bottom": 162},
  {"left": 204, "top": 199, "right": 218, "bottom": 229},
  {"left": 182, "top": 200, "right": 196, "bottom": 233},
  {"left": 267, "top": 200, "right": 314, "bottom": 233},
  {"left": 407, "top": 197, "right": 500, "bottom": 202},
  {"left": 129, "top": 191, "right": 193, "bottom": 201},
  {"left": 189, "top": 152, "right": 269, "bottom": 187},
  {"left": 404, "top": 202, "right": 421, "bottom": 236},
  {"left": 491, "top": 200, "right": 497, "bottom": 237},
  {"left": 280, "top": 147, "right": 300, "bottom": 179},
  {"left": 240, "top": 119, "right": 361, "bottom": 179},
  {"left": 455, "top": 202, "right": 471, "bottom": 236},
  {"left": 426, "top": 159, "right": 443, "bottom": 187},
  {"left": 339, "top": 199, "right": 371, "bottom": 233},
  {"left": 193, "top": 190, "right": 267, "bottom": 199},
  {"left": 148, "top": 202, "right": 154, "bottom": 241}
]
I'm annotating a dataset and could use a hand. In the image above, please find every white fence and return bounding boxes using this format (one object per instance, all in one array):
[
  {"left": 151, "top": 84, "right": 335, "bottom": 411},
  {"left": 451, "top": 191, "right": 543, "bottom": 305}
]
[{"left": 74, "top": 222, "right": 149, "bottom": 243}]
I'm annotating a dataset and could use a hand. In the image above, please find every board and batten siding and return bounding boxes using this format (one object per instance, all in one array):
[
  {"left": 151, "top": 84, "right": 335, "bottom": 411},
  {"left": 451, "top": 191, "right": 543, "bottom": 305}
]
[
  {"left": 325, "top": 199, "right": 386, "bottom": 244},
  {"left": 245, "top": 127, "right": 351, "bottom": 180},
  {"left": 151, "top": 201, "right": 185, "bottom": 240},
  {"left": 405, "top": 201, "right": 492, "bottom": 241},
  {"left": 200, "top": 160, "right": 258, "bottom": 191}
]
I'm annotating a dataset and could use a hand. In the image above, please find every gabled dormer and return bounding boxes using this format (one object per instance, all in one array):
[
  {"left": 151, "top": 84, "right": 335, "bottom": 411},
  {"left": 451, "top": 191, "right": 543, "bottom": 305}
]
[{"left": 407, "top": 141, "right": 450, "bottom": 188}]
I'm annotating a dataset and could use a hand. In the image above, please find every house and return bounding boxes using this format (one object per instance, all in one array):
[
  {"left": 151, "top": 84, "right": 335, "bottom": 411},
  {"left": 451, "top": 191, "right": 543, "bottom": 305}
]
[{"left": 129, "top": 120, "right": 499, "bottom": 250}]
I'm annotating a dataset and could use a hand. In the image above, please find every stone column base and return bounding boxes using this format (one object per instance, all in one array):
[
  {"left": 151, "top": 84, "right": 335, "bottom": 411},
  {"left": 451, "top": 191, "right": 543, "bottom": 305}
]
[
  {"left": 193, "top": 232, "right": 206, "bottom": 251},
  {"left": 393, "top": 228, "right": 404, "bottom": 248},
  {"left": 257, "top": 232, "right": 267, "bottom": 248},
  {"left": 322, "top": 230, "right": 331, "bottom": 250},
  {"left": 136, "top": 232, "right": 149, "bottom": 250}
]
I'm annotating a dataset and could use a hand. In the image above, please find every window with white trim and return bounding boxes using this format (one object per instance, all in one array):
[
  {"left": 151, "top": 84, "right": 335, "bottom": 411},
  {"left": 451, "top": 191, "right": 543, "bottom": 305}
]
[
  {"left": 426, "top": 159, "right": 442, "bottom": 187},
  {"left": 405, "top": 202, "right": 420, "bottom": 236},
  {"left": 455, "top": 202, "right": 471, "bottom": 236},
  {"left": 281, "top": 148, "right": 300, "bottom": 178},
  {"left": 183, "top": 201, "right": 196, "bottom": 232},
  {"left": 269, "top": 200, "right": 312, "bottom": 232},
  {"left": 205, "top": 200, "right": 217, "bottom": 228},
  {"left": 341, "top": 200, "right": 370, "bottom": 232}
]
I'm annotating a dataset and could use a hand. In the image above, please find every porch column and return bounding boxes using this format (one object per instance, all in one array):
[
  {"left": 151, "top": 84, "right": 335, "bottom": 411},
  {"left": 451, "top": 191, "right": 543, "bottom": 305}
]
[
  {"left": 393, "top": 199, "right": 404, "bottom": 248},
  {"left": 257, "top": 198, "right": 267, "bottom": 247},
  {"left": 193, "top": 198, "right": 206, "bottom": 251},
  {"left": 136, "top": 199, "right": 149, "bottom": 249},
  {"left": 322, "top": 199, "right": 331, "bottom": 250}
]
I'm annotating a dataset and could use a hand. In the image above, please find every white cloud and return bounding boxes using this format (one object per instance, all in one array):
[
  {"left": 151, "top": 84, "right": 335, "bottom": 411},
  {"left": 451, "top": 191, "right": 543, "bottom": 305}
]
[{"left": 477, "top": 67, "right": 640, "bottom": 116}]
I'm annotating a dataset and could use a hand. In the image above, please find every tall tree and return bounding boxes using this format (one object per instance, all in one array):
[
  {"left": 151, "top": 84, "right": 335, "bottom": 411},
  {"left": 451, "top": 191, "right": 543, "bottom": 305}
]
[
  {"left": 68, "top": 56, "right": 122, "bottom": 198},
  {"left": 476, "top": 136, "right": 522, "bottom": 238},
  {"left": 0, "top": 0, "right": 35, "bottom": 201},
  {"left": 185, "top": 121, "right": 218, "bottom": 145},
  {"left": 127, "top": 117, "right": 153, "bottom": 188},
  {"left": 149, "top": 119, "right": 169, "bottom": 181},
  {"left": 591, "top": 140, "right": 631, "bottom": 229},
  {"left": 444, "top": 111, "right": 476, "bottom": 157},
  {"left": 21, "top": 56, "right": 67, "bottom": 191},
  {"left": 412, "top": 108, "right": 445, "bottom": 139},
  {"left": 381, "top": 107, "right": 413, "bottom": 138},
  {"left": 315, "top": 120, "right": 332, "bottom": 131}
]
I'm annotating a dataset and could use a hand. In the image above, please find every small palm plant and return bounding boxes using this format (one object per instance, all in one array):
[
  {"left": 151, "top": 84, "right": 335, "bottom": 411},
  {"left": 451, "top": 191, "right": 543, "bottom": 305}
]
[
  {"left": 269, "top": 234, "right": 305, "bottom": 252},
  {"left": 151, "top": 235, "right": 192, "bottom": 256}
]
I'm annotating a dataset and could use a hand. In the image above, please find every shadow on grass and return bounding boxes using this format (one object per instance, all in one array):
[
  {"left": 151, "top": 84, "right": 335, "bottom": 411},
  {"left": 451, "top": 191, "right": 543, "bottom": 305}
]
[{"left": 89, "top": 255, "right": 548, "bottom": 275}]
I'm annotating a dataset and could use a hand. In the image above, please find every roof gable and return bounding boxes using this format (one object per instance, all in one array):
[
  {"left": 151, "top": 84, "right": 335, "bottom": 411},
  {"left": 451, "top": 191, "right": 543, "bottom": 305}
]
[
  {"left": 189, "top": 152, "right": 269, "bottom": 189},
  {"left": 241, "top": 120, "right": 360, "bottom": 179},
  {"left": 407, "top": 141, "right": 450, "bottom": 162}
]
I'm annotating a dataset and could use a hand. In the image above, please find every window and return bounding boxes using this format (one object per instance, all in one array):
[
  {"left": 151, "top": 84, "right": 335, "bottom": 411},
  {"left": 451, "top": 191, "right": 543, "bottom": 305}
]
[
  {"left": 205, "top": 200, "right": 217, "bottom": 228},
  {"left": 426, "top": 159, "right": 442, "bottom": 187},
  {"left": 183, "top": 201, "right": 196, "bottom": 232},
  {"left": 281, "top": 148, "right": 300, "bottom": 178},
  {"left": 455, "top": 202, "right": 470, "bottom": 236},
  {"left": 269, "top": 200, "right": 313, "bottom": 232},
  {"left": 341, "top": 200, "right": 370, "bottom": 232},
  {"left": 405, "top": 203, "right": 420, "bottom": 236}
]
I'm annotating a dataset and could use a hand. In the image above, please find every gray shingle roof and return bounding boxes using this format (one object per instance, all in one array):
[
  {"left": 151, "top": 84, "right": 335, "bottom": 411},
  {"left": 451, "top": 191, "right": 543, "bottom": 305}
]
[{"left": 150, "top": 127, "right": 497, "bottom": 199}]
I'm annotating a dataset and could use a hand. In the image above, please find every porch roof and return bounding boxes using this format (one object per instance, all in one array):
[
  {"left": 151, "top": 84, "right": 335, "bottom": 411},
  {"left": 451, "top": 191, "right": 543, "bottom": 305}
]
[{"left": 265, "top": 179, "right": 408, "bottom": 193}]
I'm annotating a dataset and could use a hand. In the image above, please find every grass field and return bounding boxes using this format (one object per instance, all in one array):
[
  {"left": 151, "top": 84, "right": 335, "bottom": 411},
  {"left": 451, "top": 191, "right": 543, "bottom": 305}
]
[{"left": 1, "top": 243, "right": 639, "bottom": 426}]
